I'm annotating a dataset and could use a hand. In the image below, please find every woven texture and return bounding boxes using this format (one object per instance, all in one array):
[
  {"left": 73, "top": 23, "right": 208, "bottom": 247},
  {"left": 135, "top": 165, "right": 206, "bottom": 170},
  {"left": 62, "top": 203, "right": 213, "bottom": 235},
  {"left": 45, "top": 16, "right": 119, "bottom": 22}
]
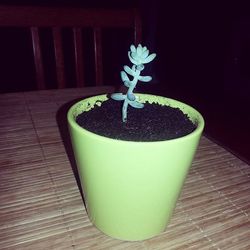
[{"left": 0, "top": 87, "right": 249, "bottom": 249}]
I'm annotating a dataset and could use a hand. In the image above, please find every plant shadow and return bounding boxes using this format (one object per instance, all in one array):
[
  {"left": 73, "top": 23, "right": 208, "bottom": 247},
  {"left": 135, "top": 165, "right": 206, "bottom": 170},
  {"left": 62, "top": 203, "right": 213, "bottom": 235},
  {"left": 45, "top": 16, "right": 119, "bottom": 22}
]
[{"left": 56, "top": 97, "right": 86, "bottom": 207}]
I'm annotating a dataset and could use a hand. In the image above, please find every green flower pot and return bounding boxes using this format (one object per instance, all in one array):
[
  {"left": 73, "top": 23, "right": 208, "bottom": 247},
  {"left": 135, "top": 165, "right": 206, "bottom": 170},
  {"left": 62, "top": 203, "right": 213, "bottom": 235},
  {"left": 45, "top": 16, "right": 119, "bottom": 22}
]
[{"left": 67, "top": 94, "right": 204, "bottom": 241}]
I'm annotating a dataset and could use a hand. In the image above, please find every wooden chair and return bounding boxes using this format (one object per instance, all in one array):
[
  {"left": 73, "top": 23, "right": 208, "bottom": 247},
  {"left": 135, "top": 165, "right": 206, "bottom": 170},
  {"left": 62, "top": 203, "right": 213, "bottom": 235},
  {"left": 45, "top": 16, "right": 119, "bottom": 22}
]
[{"left": 0, "top": 6, "right": 142, "bottom": 90}]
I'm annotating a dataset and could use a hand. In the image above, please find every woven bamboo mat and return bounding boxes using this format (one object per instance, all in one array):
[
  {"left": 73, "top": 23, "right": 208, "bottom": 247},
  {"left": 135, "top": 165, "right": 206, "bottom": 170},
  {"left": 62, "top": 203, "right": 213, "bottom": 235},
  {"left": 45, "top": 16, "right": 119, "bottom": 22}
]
[{"left": 0, "top": 87, "right": 249, "bottom": 250}]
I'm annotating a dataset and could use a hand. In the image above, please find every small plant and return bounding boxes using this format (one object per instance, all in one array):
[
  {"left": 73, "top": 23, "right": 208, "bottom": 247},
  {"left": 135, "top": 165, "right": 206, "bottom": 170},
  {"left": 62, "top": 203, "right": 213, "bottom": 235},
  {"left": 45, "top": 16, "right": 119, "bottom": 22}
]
[{"left": 111, "top": 44, "right": 156, "bottom": 122}]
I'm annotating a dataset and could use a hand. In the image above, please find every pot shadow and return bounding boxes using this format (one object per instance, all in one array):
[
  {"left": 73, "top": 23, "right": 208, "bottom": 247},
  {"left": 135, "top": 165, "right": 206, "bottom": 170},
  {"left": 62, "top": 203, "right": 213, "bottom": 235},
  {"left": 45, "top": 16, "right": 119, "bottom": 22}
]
[
  {"left": 56, "top": 87, "right": 120, "bottom": 208},
  {"left": 56, "top": 97, "right": 86, "bottom": 206}
]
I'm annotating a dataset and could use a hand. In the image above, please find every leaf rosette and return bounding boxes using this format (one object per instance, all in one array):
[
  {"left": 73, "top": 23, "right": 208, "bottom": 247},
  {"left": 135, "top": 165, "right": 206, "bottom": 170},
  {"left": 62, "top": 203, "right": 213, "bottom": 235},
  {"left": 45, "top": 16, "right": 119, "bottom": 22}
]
[{"left": 128, "top": 44, "right": 156, "bottom": 66}]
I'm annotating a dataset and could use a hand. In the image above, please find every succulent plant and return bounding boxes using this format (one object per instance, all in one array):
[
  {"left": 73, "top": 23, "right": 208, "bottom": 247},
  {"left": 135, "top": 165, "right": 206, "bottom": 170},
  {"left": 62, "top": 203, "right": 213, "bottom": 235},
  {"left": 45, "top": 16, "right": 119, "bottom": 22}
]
[{"left": 111, "top": 44, "right": 156, "bottom": 122}]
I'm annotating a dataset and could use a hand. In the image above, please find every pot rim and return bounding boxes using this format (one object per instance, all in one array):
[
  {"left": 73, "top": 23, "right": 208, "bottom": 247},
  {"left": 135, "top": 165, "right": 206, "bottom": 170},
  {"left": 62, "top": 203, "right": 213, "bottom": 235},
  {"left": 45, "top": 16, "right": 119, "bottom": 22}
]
[{"left": 67, "top": 93, "right": 205, "bottom": 145}]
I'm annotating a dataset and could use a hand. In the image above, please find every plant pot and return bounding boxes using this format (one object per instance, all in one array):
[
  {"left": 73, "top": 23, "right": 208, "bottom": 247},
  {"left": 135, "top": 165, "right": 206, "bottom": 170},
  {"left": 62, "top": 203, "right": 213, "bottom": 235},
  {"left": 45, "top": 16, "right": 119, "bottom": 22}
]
[{"left": 67, "top": 93, "right": 205, "bottom": 241}]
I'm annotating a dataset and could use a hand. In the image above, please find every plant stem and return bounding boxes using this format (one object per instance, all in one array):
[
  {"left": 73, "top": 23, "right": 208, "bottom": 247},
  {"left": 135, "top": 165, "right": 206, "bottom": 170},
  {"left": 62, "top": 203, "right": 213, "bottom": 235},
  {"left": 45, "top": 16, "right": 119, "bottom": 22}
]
[
  {"left": 122, "top": 69, "right": 141, "bottom": 122},
  {"left": 122, "top": 99, "right": 128, "bottom": 122}
]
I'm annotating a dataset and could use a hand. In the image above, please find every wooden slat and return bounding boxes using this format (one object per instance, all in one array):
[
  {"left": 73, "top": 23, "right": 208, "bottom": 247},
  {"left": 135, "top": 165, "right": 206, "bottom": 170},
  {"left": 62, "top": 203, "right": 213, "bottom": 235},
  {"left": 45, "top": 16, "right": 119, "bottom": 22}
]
[
  {"left": 30, "top": 27, "right": 46, "bottom": 90},
  {"left": 93, "top": 27, "right": 103, "bottom": 86},
  {"left": 134, "top": 9, "right": 142, "bottom": 45},
  {"left": 73, "top": 28, "right": 84, "bottom": 87},
  {"left": 0, "top": 6, "right": 138, "bottom": 27},
  {"left": 52, "top": 27, "right": 66, "bottom": 89},
  {"left": 0, "top": 6, "right": 142, "bottom": 90}
]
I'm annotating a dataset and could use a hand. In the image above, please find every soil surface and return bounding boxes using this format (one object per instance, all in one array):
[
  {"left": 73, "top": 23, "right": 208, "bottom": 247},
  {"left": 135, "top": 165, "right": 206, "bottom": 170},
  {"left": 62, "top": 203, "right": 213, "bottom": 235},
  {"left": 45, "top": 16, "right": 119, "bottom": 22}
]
[{"left": 76, "top": 99, "right": 196, "bottom": 141}]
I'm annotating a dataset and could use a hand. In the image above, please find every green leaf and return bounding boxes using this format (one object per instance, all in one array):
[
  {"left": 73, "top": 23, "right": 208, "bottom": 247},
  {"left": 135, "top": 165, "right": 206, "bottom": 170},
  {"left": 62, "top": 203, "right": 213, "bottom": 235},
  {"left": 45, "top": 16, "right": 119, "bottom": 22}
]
[
  {"left": 127, "top": 93, "right": 135, "bottom": 101},
  {"left": 128, "top": 52, "right": 139, "bottom": 65},
  {"left": 136, "top": 64, "right": 144, "bottom": 71},
  {"left": 124, "top": 65, "right": 135, "bottom": 76},
  {"left": 142, "top": 49, "right": 149, "bottom": 59},
  {"left": 111, "top": 93, "right": 126, "bottom": 101},
  {"left": 129, "top": 100, "right": 144, "bottom": 109},
  {"left": 139, "top": 75, "right": 152, "bottom": 82},
  {"left": 137, "top": 44, "right": 143, "bottom": 55},
  {"left": 120, "top": 71, "right": 129, "bottom": 82},
  {"left": 143, "top": 53, "right": 156, "bottom": 64},
  {"left": 124, "top": 81, "right": 130, "bottom": 87},
  {"left": 130, "top": 44, "right": 136, "bottom": 53}
]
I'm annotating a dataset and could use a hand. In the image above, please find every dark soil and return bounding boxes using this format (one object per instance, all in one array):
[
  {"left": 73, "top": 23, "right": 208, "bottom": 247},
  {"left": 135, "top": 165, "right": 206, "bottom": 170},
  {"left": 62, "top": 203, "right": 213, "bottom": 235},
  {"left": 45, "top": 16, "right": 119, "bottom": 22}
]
[{"left": 76, "top": 99, "right": 196, "bottom": 141}]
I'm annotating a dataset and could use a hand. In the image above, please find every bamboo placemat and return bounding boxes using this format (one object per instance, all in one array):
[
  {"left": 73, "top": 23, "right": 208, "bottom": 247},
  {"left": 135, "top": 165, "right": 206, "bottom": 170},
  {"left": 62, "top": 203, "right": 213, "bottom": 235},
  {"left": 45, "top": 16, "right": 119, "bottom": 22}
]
[{"left": 0, "top": 87, "right": 249, "bottom": 250}]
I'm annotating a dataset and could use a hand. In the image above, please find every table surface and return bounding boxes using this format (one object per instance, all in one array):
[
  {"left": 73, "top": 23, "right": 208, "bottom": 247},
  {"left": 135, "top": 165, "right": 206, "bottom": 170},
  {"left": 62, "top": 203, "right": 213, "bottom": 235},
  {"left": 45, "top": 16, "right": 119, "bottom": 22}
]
[{"left": 0, "top": 87, "right": 249, "bottom": 250}]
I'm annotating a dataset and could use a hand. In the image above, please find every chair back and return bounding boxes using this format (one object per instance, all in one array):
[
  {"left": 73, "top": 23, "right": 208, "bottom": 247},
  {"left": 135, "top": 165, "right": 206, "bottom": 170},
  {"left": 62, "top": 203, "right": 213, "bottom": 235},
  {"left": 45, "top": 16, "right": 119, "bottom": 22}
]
[{"left": 0, "top": 6, "right": 142, "bottom": 90}]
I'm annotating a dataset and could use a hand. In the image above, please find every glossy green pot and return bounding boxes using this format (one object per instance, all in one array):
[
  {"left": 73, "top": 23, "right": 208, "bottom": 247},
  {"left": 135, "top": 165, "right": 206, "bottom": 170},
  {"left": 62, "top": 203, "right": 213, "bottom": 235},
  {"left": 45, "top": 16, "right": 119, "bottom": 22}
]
[{"left": 67, "top": 94, "right": 204, "bottom": 241}]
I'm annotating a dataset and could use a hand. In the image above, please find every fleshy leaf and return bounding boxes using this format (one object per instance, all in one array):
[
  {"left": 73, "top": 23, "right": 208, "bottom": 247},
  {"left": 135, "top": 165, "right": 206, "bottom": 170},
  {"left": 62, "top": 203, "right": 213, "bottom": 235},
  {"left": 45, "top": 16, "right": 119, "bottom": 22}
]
[
  {"left": 124, "top": 65, "right": 135, "bottom": 76},
  {"left": 143, "top": 53, "right": 156, "bottom": 64},
  {"left": 120, "top": 71, "right": 129, "bottom": 82},
  {"left": 129, "top": 100, "right": 144, "bottom": 109},
  {"left": 142, "top": 49, "right": 149, "bottom": 59},
  {"left": 128, "top": 52, "right": 139, "bottom": 65},
  {"left": 136, "top": 64, "right": 144, "bottom": 71},
  {"left": 131, "top": 52, "right": 137, "bottom": 58},
  {"left": 130, "top": 44, "right": 136, "bottom": 53},
  {"left": 127, "top": 92, "right": 135, "bottom": 101},
  {"left": 137, "top": 44, "right": 143, "bottom": 55},
  {"left": 111, "top": 93, "right": 126, "bottom": 101},
  {"left": 124, "top": 80, "right": 130, "bottom": 87},
  {"left": 139, "top": 75, "right": 152, "bottom": 82}
]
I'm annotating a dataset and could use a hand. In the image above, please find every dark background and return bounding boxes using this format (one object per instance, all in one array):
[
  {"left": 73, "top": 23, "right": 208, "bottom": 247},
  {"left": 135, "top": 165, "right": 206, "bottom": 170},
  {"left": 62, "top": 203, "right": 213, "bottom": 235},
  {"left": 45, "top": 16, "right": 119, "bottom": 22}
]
[
  {"left": 0, "top": 0, "right": 249, "bottom": 162},
  {"left": 1, "top": 0, "right": 250, "bottom": 100}
]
